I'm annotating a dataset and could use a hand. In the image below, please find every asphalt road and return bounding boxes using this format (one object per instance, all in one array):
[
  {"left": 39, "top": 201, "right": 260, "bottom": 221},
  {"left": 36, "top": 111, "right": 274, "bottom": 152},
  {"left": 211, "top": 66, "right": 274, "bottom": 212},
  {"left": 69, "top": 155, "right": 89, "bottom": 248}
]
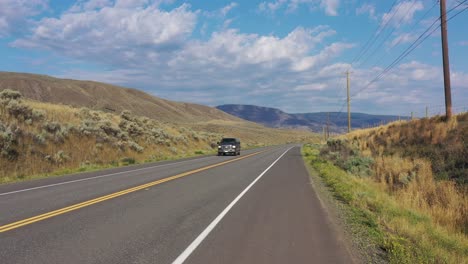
[{"left": 0, "top": 145, "right": 353, "bottom": 264}]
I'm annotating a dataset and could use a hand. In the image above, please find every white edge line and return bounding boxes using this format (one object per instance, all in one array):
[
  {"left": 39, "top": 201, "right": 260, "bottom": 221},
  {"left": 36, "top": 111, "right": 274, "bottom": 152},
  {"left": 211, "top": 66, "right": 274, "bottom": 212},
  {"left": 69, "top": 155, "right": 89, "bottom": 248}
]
[
  {"left": 0, "top": 156, "right": 215, "bottom": 196},
  {"left": 171, "top": 146, "right": 293, "bottom": 264}
]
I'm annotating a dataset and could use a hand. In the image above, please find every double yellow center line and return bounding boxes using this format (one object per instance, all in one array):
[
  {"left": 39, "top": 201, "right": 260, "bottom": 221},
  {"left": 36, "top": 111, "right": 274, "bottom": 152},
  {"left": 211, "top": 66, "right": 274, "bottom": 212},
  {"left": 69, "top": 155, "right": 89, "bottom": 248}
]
[{"left": 0, "top": 151, "right": 264, "bottom": 233}]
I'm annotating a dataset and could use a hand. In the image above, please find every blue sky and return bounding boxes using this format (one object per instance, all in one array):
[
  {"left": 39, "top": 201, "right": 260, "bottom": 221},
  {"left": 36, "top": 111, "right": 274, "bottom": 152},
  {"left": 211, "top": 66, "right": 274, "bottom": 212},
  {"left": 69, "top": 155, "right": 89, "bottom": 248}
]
[{"left": 0, "top": 0, "right": 467, "bottom": 116}]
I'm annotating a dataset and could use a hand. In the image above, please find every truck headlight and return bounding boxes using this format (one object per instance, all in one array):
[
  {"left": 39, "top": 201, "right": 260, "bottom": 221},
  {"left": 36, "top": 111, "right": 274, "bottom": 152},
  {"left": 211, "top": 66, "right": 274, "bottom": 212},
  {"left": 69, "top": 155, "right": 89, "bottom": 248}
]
[
  {"left": 232, "top": 146, "right": 236, "bottom": 148},
  {"left": 218, "top": 146, "right": 221, "bottom": 148}
]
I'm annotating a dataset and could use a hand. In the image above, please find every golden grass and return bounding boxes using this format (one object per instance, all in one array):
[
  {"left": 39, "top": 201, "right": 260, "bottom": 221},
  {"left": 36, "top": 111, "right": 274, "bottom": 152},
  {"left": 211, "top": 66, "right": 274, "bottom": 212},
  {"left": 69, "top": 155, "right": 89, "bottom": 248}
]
[
  {"left": 303, "top": 145, "right": 468, "bottom": 263},
  {"left": 0, "top": 98, "right": 318, "bottom": 183},
  {"left": 333, "top": 113, "right": 468, "bottom": 235}
]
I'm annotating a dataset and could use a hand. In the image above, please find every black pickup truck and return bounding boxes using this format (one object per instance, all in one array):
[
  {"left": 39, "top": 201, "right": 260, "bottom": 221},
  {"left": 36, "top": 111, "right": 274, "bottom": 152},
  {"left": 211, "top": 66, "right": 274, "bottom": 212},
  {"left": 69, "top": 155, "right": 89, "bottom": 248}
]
[{"left": 217, "top": 138, "right": 241, "bottom": 156}]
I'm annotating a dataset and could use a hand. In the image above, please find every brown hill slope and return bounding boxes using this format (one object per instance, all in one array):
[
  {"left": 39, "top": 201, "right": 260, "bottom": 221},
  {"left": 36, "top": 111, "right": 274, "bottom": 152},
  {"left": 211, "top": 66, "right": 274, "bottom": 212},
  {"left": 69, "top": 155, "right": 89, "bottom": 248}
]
[{"left": 0, "top": 72, "right": 240, "bottom": 123}]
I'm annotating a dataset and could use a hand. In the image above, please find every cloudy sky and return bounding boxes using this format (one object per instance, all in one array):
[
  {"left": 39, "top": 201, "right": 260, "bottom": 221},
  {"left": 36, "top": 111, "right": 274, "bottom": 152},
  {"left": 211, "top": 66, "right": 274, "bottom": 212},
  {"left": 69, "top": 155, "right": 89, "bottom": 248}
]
[{"left": 0, "top": 0, "right": 467, "bottom": 116}]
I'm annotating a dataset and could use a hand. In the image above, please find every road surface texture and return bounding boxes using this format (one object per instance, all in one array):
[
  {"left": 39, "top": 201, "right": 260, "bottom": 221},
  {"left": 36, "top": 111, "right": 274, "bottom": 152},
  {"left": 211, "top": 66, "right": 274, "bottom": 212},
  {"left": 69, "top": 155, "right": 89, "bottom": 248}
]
[{"left": 0, "top": 145, "right": 354, "bottom": 264}]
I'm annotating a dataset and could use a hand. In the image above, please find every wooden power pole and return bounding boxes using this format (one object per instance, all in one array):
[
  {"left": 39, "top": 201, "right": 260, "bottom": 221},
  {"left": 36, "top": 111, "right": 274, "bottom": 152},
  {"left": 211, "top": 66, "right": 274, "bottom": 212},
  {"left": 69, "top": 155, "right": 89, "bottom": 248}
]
[
  {"left": 440, "top": 0, "right": 452, "bottom": 119},
  {"left": 346, "top": 71, "right": 351, "bottom": 133}
]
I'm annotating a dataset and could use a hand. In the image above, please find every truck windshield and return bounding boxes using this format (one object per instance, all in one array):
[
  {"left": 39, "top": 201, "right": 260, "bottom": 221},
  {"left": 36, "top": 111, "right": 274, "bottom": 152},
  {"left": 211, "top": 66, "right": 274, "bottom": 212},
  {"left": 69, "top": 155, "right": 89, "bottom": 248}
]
[{"left": 221, "top": 138, "right": 236, "bottom": 143}]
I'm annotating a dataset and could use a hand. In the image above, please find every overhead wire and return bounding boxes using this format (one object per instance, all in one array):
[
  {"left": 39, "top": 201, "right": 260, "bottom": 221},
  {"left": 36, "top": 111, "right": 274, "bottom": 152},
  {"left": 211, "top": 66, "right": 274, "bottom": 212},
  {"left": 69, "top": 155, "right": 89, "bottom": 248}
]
[
  {"left": 333, "top": 0, "right": 468, "bottom": 121},
  {"left": 349, "top": 0, "right": 399, "bottom": 67},
  {"left": 351, "top": 0, "right": 468, "bottom": 99},
  {"left": 368, "top": 1, "right": 438, "bottom": 70},
  {"left": 359, "top": 0, "right": 423, "bottom": 68}
]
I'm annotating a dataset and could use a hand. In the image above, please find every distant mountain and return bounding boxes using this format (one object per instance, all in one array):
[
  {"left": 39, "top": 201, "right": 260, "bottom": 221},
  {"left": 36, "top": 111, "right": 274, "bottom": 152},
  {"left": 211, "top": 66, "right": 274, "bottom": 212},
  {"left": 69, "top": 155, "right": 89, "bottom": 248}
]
[
  {"left": 0, "top": 72, "right": 241, "bottom": 123},
  {"left": 216, "top": 104, "right": 408, "bottom": 133}
]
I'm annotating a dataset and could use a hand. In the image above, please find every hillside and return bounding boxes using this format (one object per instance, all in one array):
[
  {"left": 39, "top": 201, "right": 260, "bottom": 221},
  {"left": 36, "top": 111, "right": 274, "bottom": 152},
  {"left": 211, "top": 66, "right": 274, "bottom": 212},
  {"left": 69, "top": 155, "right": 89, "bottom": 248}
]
[
  {"left": 303, "top": 113, "right": 468, "bottom": 262},
  {"left": 0, "top": 89, "right": 318, "bottom": 183},
  {"left": 0, "top": 72, "right": 241, "bottom": 123},
  {"left": 217, "top": 104, "right": 407, "bottom": 132}
]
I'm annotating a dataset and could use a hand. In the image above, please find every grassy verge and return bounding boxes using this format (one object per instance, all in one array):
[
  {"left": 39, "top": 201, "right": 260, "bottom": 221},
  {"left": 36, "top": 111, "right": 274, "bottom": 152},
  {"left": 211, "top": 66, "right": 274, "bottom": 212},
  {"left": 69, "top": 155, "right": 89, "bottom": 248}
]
[
  {"left": 302, "top": 144, "right": 468, "bottom": 263},
  {"left": 0, "top": 149, "right": 216, "bottom": 185}
]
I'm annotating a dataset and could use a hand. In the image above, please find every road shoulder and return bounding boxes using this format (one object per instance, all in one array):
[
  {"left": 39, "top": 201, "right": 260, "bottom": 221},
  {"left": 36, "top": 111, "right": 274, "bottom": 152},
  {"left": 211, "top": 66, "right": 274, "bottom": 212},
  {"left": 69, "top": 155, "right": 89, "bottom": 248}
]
[{"left": 301, "top": 145, "right": 387, "bottom": 264}]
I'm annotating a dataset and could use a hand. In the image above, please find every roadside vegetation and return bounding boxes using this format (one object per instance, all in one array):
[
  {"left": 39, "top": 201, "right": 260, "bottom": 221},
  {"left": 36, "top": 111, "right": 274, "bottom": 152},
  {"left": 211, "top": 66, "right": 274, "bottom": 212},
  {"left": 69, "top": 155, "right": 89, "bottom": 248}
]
[
  {"left": 0, "top": 89, "right": 317, "bottom": 184},
  {"left": 302, "top": 114, "right": 468, "bottom": 263}
]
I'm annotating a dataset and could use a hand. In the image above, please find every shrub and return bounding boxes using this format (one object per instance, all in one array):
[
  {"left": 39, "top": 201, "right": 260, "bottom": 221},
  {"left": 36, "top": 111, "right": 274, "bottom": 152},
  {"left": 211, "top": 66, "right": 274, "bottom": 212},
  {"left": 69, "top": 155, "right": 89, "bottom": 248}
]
[
  {"left": 79, "top": 120, "right": 101, "bottom": 136},
  {"left": 150, "top": 128, "right": 169, "bottom": 139},
  {"left": 128, "top": 141, "right": 144, "bottom": 153},
  {"left": 43, "top": 122, "right": 61, "bottom": 134},
  {"left": 127, "top": 122, "right": 143, "bottom": 137},
  {"left": 0, "top": 124, "right": 20, "bottom": 160},
  {"left": 32, "top": 109, "right": 45, "bottom": 121},
  {"left": 99, "top": 121, "right": 120, "bottom": 137},
  {"left": 344, "top": 155, "right": 374, "bottom": 177},
  {"left": 6, "top": 100, "right": 34, "bottom": 120},
  {"left": 0, "top": 89, "right": 22, "bottom": 101},
  {"left": 169, "top": 147, "right": 178, "bottom": 154},
  {"left": 121, "top": 157, "right": 136, "bottom": 165},
  {"left": 121, "top": 110, "right": 133, "bottom": 121},
  {"left": 110, "top": 140, "right": 125, "bottom": 151},
  {"left": 78, "top": 107, "right": 91, "bottom": 118},
  {"left": 53, "top": 150, "right": 69, "bottom": 164},
  {"left": 33, "top": 132, "right": 48, "bottom": 145}
]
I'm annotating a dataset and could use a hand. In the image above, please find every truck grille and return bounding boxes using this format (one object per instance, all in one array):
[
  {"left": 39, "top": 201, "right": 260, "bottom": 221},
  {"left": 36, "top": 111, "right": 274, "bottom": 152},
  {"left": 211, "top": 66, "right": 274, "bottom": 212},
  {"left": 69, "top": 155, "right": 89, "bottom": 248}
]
[{"left": 222, "top": 145, "right": 233, "bottom": 151}]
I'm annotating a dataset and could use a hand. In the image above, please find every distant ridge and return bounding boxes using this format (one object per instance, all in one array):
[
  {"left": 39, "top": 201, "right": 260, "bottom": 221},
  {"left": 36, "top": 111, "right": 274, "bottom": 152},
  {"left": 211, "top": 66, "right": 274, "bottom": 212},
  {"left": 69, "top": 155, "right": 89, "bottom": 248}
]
[
  {"left": 217, "top": 104, "right": 407, "bottom": 132},
  {"left": 0, "top": 72, "right": 241, "bottom": 123}
]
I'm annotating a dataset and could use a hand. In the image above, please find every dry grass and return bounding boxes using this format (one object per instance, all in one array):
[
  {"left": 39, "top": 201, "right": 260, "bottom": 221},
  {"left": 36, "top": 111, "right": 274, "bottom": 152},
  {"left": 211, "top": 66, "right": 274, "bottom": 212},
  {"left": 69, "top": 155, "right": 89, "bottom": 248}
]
[
  {"left": 324, "top": 113, "right": 467, "bottom": 234},
  {"left": 304, "top": 145, "right": 468, "bottom": 263},
  {"left": 0, "top": 91, "right": 318, "bottom": 183}
]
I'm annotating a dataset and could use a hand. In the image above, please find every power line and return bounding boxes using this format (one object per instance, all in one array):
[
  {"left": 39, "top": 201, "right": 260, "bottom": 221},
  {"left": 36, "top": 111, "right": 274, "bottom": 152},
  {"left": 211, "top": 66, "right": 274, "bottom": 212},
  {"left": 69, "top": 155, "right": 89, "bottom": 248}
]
[
  {"left": 358, "top": 0, "right": 417, "bottom": 67},
  {"left": 368, "top": 1, "right": 438, "bottom": 70},
  {"left": 349, "top": 0, "right": 399, "bottom": 67},
  {"left": 351, "top": 0, "right": 468, "bottom": 99},
  {"left": 333, "top": 0, "right": 468, "bottom": 121}
]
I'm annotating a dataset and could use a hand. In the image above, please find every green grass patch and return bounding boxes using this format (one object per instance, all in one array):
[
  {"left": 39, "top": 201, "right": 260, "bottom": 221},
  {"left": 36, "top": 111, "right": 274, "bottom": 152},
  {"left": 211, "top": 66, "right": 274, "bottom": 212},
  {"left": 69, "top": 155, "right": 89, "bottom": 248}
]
[{"left": 302, "top": 144, "right": 468, "bottom": 264}]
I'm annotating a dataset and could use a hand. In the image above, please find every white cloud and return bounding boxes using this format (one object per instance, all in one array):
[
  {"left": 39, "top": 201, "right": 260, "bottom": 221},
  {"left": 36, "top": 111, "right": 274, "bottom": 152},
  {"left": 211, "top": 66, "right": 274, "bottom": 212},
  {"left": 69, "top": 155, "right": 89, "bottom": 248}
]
[
  {"left": 21, "top": 4, "right": 351, "bottom": 109},
  {"left": 115, "top": 0, "right": 150, "bottom": 8},
  {"left": 356, "top": 3, "right": 377, "bottom": 20},
  {"left": 0, "top": 0, "right": 48, "bottom": 37},
  {"left": 13, "top": 2, "right": 197, "bottom": 66},
  {"left": 293, "top": 83, "right": 327, "bottom": 91},
  {"left": 204, "top": 2, "right": 238, "bottom": 18},
  {"left": 398, "top": 61, "right": 439, "bottom": 81},
  {"left": 319, "top": 0, "right": 339, "bottom": 16},
  {"left": 390, "top": 33, "right": 416, "bottom": 47},
  {"left": 9, "top": 0, "right": 467, "bottom": 115},
  {"left": 258, "top": 0, "right": 287, "bottom": 13},
  {"left": 381, "top": 1, "right": 424, "bottom": 28},
  {"left": 220, "top": 2, "right": 238, "bottom": 17},
  {"left": 69, "top": 0, "right": 113, "bottom": 12},
  {"left": 258, "top": 0, "right": 340, "bottom": 16}
]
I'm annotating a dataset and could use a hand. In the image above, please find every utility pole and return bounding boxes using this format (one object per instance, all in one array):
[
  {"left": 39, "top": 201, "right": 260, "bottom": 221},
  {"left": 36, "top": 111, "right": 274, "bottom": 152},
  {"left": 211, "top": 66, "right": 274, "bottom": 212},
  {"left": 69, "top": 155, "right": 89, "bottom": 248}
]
[
  {"left": 346, "top": 71, "right": 351, "bottom": 133},
  {"left": 326, "top": 112, "right": 330, "bottom": 139},
  {"left": 440, "top": 0, "right": 452, "bottom": 119},
  {"left": 426, "top": 106, "right": 429, "bottom": 118}
]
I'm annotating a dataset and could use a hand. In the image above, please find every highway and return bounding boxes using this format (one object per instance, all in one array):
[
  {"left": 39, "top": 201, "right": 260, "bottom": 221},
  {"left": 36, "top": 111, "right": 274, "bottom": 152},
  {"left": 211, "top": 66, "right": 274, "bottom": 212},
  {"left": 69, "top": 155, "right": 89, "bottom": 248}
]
[{"left": 0, "top": 145, "right": 353, "bottom": 264}]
